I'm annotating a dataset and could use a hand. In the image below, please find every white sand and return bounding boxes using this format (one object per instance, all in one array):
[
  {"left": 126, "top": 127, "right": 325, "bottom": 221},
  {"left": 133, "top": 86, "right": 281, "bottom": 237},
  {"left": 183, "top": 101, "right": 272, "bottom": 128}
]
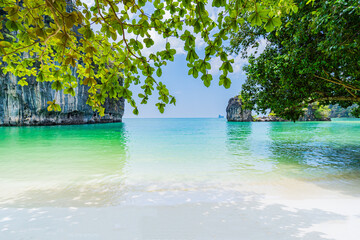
[{"left": 1, "top": 177, "right": 360, "bottom": 240}]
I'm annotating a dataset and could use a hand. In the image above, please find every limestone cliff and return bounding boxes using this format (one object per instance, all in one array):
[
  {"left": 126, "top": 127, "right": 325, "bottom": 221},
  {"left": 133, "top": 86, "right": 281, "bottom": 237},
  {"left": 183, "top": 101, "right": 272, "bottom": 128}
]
[
  {"left": 0, "top": 2, "right": 124, "bottom": 126},
  {"left": 226, "top": 96, "right": 253, "bottom": 122},
  {"left": 298, "top": 104, "right": 331, "bottom": 121},
  {"left": 0, "top": 70, "right": 124, "bottom": 126}
]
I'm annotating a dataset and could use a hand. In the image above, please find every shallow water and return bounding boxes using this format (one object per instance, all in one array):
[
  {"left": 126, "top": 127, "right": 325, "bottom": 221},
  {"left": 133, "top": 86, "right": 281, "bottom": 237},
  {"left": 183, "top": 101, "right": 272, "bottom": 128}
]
[
  {"left": 1, "top": 118, "right": 360, "bottom": 239},
  {"left": 1, "top": 118, "right": 359, "bottom": 207}
]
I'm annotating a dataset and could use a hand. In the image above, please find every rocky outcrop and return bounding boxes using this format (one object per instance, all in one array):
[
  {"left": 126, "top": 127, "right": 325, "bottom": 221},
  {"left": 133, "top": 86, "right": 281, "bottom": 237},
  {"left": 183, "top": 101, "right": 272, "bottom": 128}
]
[
  {"left": 226, "top": 96, "right": 330, "bottom": 122},
  {"left": 298, "top": 104, "right": 331, "bottom": 121},
  {"left": 253, "top": 116, "right": 289, "bottom": 122},
  {"left": 0, "top": 70, "right": 124, "bottom": 126},
  {"left": 226, "top": 96, "right": 253, "bottom": 122}
]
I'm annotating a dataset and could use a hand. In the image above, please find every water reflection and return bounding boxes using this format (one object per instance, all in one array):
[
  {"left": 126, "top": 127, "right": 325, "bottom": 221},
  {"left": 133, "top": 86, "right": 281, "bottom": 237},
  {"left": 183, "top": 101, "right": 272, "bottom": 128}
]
[
  {"left": 267, "top": 122, "right": 360, "bottom": 179},
  {"left": 225, "top": 122, "right": 275, "bottom": 175},
  {"left": 0, "top": 123, "right": 129, "bottom": 207},
  {"left": 225, "top": 121, "right": 360, "bottom": 184},
  {"left": 226, "top": 122, "right": 252, "bottom": 156}
]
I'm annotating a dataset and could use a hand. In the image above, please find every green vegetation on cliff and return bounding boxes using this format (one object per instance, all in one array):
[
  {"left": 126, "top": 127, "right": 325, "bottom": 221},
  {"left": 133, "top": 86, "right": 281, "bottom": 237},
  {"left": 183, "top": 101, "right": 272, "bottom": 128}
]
[{"left": 329, "top": 104, "right": 358, "bottom": 118}]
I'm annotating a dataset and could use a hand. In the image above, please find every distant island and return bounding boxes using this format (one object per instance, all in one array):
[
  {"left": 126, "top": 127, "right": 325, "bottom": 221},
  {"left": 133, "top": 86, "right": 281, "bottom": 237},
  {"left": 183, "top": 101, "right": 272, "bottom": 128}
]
[{"left": 218, "top": 115, "right": 224, "bottom": 119}]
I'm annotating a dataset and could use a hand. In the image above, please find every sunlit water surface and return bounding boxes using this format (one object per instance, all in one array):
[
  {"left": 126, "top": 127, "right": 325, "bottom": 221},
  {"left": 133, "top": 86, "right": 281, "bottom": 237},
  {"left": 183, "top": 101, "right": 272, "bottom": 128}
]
[{"left": 0, "top": 118, "right": 359, "bottom": 208}]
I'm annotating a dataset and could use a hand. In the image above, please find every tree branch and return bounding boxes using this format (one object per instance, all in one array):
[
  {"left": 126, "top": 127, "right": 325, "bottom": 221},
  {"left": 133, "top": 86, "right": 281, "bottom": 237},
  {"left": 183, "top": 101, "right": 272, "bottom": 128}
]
[{"left": 314, "top": 74, "right": 360, "bottom": 91}]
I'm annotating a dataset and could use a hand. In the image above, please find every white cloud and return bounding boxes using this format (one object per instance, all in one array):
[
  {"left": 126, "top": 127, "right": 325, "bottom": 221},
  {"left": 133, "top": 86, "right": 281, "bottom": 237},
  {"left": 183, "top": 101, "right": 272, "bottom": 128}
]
[
  {"left": 83, "top": 0, "right": 94, "bottom": 6},
  {"left": 209, "top": 56, "right": 222, "bottom": 75},
  {"left": 247, "top": 38, "right": 268, "bottom": 56},
  {"left": 194, "top": 33, "right": 206, "bottom": 50},
  {"left": 207, "top": 5, "right": 224, "bottom": 22},
  {"left": 208, "top": 55, "right": 247, "bottom": 76},
  {"left": 163, "top": 10, "right": 172, "bottom": 20},
  {"left": 140, "top": 29, "right": 185, "bottom": 57},
  {"left": 231, "top": 55, "right": 248, "bottom": 74},
  {"left": 209, "top": 39, "right": 268, "bottom": 76}
]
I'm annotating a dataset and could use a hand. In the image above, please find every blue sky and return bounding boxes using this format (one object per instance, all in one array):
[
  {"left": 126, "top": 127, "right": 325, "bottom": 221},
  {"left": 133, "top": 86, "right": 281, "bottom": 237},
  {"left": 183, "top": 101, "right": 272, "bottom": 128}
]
[{"left": 123, "top": 54, "right": 247, "bottom": 118}]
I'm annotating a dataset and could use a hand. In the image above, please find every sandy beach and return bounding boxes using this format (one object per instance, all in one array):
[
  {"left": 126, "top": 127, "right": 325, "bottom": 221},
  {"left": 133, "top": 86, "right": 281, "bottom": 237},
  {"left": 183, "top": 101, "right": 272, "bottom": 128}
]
[{"left": 1, "top": 177, "right": 360, "bottom": 240}]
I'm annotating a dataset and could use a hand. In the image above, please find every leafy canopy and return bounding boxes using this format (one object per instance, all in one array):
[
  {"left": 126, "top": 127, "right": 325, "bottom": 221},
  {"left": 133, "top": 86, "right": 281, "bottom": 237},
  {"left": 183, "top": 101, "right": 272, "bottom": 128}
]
[
  {"left": 0, "top": 0, "right": 296, "bottom": 115},
  {"left": 229, "top": 0, "right": 360, "bottom": 120}
]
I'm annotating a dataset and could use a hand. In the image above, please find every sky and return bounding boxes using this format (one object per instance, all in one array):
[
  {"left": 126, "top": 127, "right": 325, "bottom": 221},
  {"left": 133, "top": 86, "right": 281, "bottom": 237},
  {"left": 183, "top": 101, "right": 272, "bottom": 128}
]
[
  {"left": 81, "top": 0, "right": 258, "bottom": 118},
  {"left": 123, "top": 53, "right": 248, "bottom": 118}
]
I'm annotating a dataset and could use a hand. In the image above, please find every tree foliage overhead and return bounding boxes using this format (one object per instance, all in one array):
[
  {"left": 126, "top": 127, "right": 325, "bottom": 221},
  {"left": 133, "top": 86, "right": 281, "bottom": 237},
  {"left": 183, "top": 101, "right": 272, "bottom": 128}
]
[
  {"left": 0, "top": 0, "right": 297, "bottom": 115},
  {"left": 229, "top": 0, "right": 360, "bottom": 121}
]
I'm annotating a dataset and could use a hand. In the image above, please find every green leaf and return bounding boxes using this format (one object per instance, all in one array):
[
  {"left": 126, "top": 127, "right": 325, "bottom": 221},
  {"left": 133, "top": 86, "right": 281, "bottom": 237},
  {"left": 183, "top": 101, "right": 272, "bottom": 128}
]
[
  {"left": 223, "top": 77, "right": 231, "bottom": 89},
  {"left": 18, "top": 78, "right": 28, "bottom": 86},
  {"left": 144, "top": 38, "right": 154, "bottom": 48},
  {"left": 51, "top": 81, "right": 62, "bottom": 91},
  {"left": 265, "top": 19, "right": 276, "bottom": 32},
  {"left": 156, "top": 102, "right": 165, "bottom": 113},
  {"left": 133, "top": 108, "right": 139, "bottom": 115},
  {"left": 54, "top": 104, "right": 61, "bottom": 111},
  {"left": 83, "top": 77, "right": 96, "bottom": 86},
  {"left": 156, "top": 68, "right": 162, "bottom": 77},
  {"left": 0, "top": 41, "right": 11, "bottom": 48},
  {"left": 170, "top": 97, "right": 176, "bottom": 105},
  {"left": 37, "top": 71, "right": 45, "bottom": 82},
  {"left": 272, "top": 17, "right": 282, "bottom": 27},
  {"left": 230, "top": 10, "right": 237, "bottom": 18},
  {"left": 201, "top": 74, "right": 212, "bottom": 87},
  {"left": 248, "top": 12, "right": 262, "bottom": 26},
  {"left": 5, "top": 20, "right": 18, "bottom": 31},
  {"left": 64, "top": 87, "right": 76, "bottom": 96}
]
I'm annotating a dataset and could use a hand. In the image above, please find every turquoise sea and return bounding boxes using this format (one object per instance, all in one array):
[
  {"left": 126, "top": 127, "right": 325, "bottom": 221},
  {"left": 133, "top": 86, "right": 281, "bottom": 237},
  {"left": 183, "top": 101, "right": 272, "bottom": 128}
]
[
  {"left": 1, "top": 118, "right": 360, "bottom": 206},
  {"left": 1, "top": 118, "right": 360, "bottom": 239}
]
